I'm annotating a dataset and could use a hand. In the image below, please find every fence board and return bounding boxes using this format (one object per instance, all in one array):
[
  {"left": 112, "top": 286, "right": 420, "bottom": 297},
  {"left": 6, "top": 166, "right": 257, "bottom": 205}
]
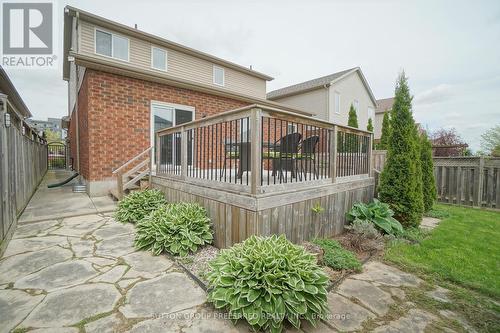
[{"left": 0, "top": 119, "right": 47, "bottom": 255}]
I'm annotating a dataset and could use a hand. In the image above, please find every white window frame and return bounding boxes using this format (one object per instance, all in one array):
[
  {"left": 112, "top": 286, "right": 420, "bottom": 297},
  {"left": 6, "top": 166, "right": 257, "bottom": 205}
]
[
  {"left": 353, "top": 99, "right": 359, "bottom": 112},
  {"left": 213, "top": 65, "right": 225, "bottom": 86},
  {"left": 334, "top": 91, "right": 341, "bottom": 114},
  {"left": 151, "top": 46, "right": 168, "bottom": 71},
  {"left": 94, "top": 27, "right": 130, "bottom": 62},
  {"left": 367, "top": 106, "right": 374, "bottom": 119}
]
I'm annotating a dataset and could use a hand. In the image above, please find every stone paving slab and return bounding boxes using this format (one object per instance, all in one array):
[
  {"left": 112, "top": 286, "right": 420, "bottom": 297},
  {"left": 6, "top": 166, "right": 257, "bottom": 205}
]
[
  {"left": 0, "top": 246, "right": 73, "bottom": 284},
  {"left": 337, "top": 279, "right": 394, "bottom": 316},
  {"left": 350, "top": 261, "right": 422, "bottom": 287},
  {"left": 21, "top": 283, "right": 121, "bottom": 328},
  {"left": 0, "top": 289, "right": 45, "bottom": 333},
  {"left": 119, "top": 272, "right": 206, "bottom": 319},
  {"left": 325, "top": 293, "right": 376, "bottom": 331},
  {"left": 2, "top": 235, "right": 69, "bottom": 257},
  {"left": 14, "top": 259, "right": 99, "bottom": 292},
  {"left": 372, "top": 309, "right": 437, "bottom": 332}
]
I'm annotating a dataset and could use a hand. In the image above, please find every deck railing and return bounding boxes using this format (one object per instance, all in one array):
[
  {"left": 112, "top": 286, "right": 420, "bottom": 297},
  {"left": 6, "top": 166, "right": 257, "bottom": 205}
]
[{"left": 156, "top": 105, "right": 373, "bottom": 194}]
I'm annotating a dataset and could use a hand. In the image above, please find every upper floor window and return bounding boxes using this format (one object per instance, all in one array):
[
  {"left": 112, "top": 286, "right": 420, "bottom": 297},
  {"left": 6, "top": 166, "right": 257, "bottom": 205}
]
[
  {"left": 368, "top": 106, "right": 374, "bottom": 119},
  {"left": 334, "top": 92, "right": 341, "bottom": 114},
  {"left": 353, "top": 99, "right": 359, "bottom": 112},
  {"left": 152, "top": 47, "right": 167, "bottom": 71},
  {"left": 213, "top": 66, "right": 225, "bottom": 86},
  {"left": 95, "top": 29, "right": 129, "bottom": 61}
]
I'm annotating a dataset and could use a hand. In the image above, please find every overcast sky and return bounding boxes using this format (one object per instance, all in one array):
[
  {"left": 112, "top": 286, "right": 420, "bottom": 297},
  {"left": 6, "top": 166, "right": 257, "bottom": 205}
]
[{"left": 4, "top": 0, "right": 500, "bottom": 151}]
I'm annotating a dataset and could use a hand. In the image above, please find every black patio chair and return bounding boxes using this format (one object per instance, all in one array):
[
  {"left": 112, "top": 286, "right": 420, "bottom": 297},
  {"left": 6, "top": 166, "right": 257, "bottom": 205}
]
[
  {"left": 296, "top": 135, "right": 320, "bottom": 180},
  {"left": 263, "top": 132, "right": 302, "bottom": 181}
]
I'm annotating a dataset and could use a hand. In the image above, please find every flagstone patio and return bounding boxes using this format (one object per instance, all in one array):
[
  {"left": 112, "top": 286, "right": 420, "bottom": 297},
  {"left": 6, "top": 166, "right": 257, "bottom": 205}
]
[{"left": 0, "top": 172, "right": 470, "bottom": 332}]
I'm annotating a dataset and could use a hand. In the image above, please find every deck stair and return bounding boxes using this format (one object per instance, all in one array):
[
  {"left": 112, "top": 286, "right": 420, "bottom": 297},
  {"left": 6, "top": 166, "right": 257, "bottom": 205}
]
[{"left": 109, "top": 147, "right": 152, "bottom": 200}]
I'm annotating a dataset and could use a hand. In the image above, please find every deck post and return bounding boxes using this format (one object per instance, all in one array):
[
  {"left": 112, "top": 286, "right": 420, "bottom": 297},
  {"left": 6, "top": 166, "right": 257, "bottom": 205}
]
[
  {"left": 368, "top": 133, "right": 374, "bottom": 177},
  {"left": 181, "top": 127, "right": 188, "bottom": 180},
  {"left": 250, "top": 107, "right": 262, "bottom": 194},
  {"left": 330, "top": 125, "right": 338, "bottom": 183},
  {"left": 156, "top": 132, "right": 161, "bottom": 174},
  {"left": 477, "top": 156, "right": 485, "bottom": 207}
]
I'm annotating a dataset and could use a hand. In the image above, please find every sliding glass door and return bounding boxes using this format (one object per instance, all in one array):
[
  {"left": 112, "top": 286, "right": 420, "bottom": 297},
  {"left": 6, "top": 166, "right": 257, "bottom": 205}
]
[{"left": 151, "top": 102, "right": 194, "bottom": 166}]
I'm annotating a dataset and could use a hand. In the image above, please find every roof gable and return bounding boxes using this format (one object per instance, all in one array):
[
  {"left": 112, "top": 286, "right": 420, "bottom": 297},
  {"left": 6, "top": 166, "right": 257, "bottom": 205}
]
[{"left": 267, "top": 67, "right": 378, "bottom": 106}]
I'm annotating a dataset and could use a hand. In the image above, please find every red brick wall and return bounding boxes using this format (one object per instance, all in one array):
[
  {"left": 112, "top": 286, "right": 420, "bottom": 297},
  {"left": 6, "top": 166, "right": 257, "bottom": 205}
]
[{"left": 71, "top": 69, "right": 249, "bottom": 181}]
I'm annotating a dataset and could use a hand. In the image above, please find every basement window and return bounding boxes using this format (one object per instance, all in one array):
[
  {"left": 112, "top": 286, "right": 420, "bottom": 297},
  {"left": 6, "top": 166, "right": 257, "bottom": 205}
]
[{"left": 95, "top": 29, "right": 129, "bottom": 61}]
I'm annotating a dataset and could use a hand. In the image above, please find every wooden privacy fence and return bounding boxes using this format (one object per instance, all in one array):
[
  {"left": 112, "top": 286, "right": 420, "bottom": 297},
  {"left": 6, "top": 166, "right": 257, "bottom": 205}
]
[
  {"left": 0, "top": 113, "right": 47, "bottom": 254},
  {"left": 371, "top": 151, "right": 500, "bottom": 209},
  {"left": 434, "top": 157, "right": 499, "bottom": 208}
]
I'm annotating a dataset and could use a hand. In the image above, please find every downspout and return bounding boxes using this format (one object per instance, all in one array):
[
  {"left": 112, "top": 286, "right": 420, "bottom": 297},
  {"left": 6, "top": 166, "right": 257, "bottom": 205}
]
[{"left": 73, "top": 11, "right": 85, "bottom": 192}]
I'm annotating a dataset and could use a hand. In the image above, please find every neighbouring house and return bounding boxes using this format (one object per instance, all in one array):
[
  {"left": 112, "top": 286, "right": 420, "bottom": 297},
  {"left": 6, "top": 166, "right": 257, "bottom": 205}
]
[
  {"left": 374, "top": 97, "right": 394, "bottom": 141},
  {"left": 63, "top": 6, "right": 312, "bottom": 196},
  {"left": 267, "top": 67, "right": 378, "bottom": 131},
  {"left": 26, "top": 117, "right": 67, "bottom": 140}
]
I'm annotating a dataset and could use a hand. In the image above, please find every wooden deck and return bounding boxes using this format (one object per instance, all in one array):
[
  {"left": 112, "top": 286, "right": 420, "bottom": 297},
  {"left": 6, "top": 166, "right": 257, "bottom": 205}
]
[{"left": 152, "top": 104, "right": 375, "bottom": 247}]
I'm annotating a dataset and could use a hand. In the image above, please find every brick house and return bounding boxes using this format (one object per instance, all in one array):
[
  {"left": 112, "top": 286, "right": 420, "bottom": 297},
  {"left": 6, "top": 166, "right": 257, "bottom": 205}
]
[{"left": 63, "top": 6, "right": 311, "bottom": 196}]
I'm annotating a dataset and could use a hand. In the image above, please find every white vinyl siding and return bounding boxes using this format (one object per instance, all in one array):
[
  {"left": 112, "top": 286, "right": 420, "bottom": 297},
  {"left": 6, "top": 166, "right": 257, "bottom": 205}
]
[
  {"left": 95, "top": 29, "right": 129, "bottom": 61},
  {"left": 213, "top": 66, "right": 225, "bottom": 86},
  {"left": 335, "top": 92, "right": 341, "bottom": 114},
  {"left": 80, "top": 21, "right": 266, "bottom": 99},
  {"left": 151, "top": 47, "right": 167, "bottom": 71}
]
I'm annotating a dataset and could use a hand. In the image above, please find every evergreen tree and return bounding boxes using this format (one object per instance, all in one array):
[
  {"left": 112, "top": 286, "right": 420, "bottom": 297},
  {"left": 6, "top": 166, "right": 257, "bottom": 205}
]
[
  {"left": 378, "top": 72, "right": 424, "bottom": 228},
  {"left": 348, "top": 104, "right": 358, "bottom": 128},
  {"left": 379, "top": 112, "right": 391, "bottom": 149},
  {"left": 420, "top": 133, "right": 437, "bottom": 212},
  {"left": 367, "top": 118, "right": 374, "bottom": 132}
]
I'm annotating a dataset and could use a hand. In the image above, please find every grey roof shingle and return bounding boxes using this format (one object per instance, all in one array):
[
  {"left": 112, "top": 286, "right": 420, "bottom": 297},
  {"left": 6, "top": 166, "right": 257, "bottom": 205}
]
[
  {"left": 376, "top": 97, "right": 394, "bottom": 114},
  {"left": 267, "top": 67, "right": 358, "bottom": 99}
]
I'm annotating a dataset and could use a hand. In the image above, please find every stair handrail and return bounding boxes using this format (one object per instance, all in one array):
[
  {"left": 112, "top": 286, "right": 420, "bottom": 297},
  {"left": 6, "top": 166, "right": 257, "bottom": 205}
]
[{"left": 112, "top": 146, "right": 153, "bottom": 174}]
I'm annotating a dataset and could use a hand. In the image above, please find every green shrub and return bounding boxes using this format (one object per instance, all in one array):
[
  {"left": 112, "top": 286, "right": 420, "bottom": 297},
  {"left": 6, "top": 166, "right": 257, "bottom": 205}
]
[
  {"left": 367, "top": 117, "right": 374, "bottom": 132},
  {"left": 114, "top": 189, "right": 166, "bottom": 224},
  {"left": 348, "top": 104, "right": 358, "bottom": 128},
  {"left": 312, "top": 238, "right": 361, "bottom": 272},
  {"left": 378, "top": 111, "right": 391, "bottom": 150},
  {"left": 134, "top": 203, "right": 213, "bottom": 256},
  {"left": 343, "top": 219, "right": 384, "bottom": 252},
  {"left": 207, "top": 235, "right": 329, "bottom": 333},
  {"left": 347, "top": 199, "right": 403, "bottom": 236},
  {"left": 421, "top": 133, "right": 437, "bottom": 212},
  {"left": 378, "top": 71, "right": 424, "bottom": 228}
]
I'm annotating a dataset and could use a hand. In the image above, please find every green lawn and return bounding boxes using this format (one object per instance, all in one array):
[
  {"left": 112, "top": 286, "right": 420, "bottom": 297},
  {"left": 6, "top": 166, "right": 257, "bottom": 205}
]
[{"left": 385, "top": 204, "right": 500, "bottom": 298}]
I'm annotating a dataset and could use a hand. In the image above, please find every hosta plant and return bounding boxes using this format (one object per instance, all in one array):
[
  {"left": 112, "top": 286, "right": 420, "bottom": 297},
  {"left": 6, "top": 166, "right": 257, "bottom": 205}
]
[
  {"left": 114, "top": 189, "right": 166, "bottom": 224},
  {"left": 207, "top": 235, "right": 329, "bottom": 333},
  {"left": 134, "top": 203, "right": 213, "bottom": 256},
  {"left": 346, "top": 199, "right": 403, "bottom": 236}
]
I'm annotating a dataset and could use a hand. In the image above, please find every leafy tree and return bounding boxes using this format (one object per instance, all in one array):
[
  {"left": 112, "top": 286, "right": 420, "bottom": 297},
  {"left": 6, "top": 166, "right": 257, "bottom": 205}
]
[
  {"left": 430, "top": 128, "right": 468, "bottom": 157},
  {"left": 367, "top": 118, "right": 374, "bottom": 132},
  {"left": 348, "top": 104, "right": 358, "bottom": 128},
  {"left": 420, "top": 133, "right": 437, "bottom": 212},
  {"left": 378, "top": 71, "right": 424, "bottom": 228},
  {"left": 44, "top": 129, "right": 62, "bottom": 143},
  {"left": 480, "top": 125, "right": 500, "bottom": 157},
  {"left": 379, "top": 112, "right": 391, "bottom": 150}
]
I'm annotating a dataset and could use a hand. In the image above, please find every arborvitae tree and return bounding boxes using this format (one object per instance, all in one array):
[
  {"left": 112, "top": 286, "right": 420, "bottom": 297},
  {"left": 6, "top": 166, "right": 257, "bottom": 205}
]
[
  {"left": 378, "top": 72, "right": 424, "bottom": 228},
  {"left": 348, "top": 104, "right": 358, "bottom": 128},
  {"left": 367, "top": 118, "right": 374, "bottom": 132},
  {"left": 379, "top": 112, "right": 391, "bottom": 149},
  {"left": 420, "top": 133, "right": 437, "bottom": 212}
]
